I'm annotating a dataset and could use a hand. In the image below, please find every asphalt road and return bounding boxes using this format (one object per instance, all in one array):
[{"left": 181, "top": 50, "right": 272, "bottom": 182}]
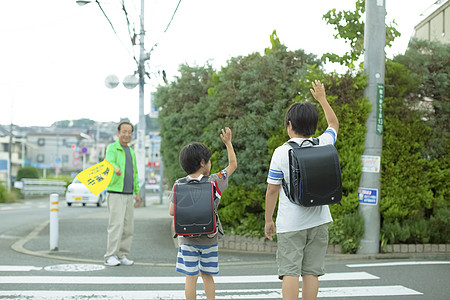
[{"left": 0, "top": 196, "right": 449, "bottom": 299}]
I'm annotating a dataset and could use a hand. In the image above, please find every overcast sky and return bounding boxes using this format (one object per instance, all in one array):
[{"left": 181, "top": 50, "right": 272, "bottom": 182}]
[{"left": 0, "top": 0, "right": 442, "bottom": 127}]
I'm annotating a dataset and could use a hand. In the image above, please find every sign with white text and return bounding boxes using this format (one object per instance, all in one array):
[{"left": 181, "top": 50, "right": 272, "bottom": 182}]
[
  {"left": 376, "top": 83, "right": 384, "bottom": 135},
  {"left": 358, "top": 188, "right": 378, "bottom": 205}
]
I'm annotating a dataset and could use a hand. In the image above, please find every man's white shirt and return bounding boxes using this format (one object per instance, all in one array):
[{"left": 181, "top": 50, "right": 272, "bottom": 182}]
[{"left": 267, "top": 128, "right": 337, "bottom": 233}]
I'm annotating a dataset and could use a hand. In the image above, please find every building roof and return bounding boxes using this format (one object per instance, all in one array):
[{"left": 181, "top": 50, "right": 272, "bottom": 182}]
[{"left": 415, "top": 0, "right": 450, "bottom": 31}]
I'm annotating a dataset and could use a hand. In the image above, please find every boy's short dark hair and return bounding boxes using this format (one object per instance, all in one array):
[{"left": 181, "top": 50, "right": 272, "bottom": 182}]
[
  {"left": 284, "top": 102, "right": 318, "bottom": 137},
  {"left": 118, "top": 121, "right": 134, "bottom": 132},
  {"left": 179, "top": 142, "right": 212, "bottom": 174}
]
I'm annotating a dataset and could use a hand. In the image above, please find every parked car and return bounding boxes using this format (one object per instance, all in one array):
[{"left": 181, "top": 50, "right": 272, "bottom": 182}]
[{"left": 65, "top": 178, "right": 107, "bottom": 207}]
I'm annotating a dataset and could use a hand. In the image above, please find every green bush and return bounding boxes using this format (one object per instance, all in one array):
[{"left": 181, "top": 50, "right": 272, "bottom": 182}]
[
  {"left": 379, "top": 41, "right": 450, "bottom": 245},
  {"left": 155, "top": 33, "right": 449, "bottom": 251},
  {"left": 329, "top": 212, "right": 364, "bottom": 254},
  {"left": 381, "top": 220, "right": 411, "bottom": 244},
  {"left": 0, "top": 183, "right": 7, "bottom": 203},
  {"left": 0, "top": 183, "right": 18, "bottom": 203},
  {"left": 16, "top": 166, "right": 40, "bottom": 181},
  {"left": 429, "top": 207, "right": 450, "bottom": 243},
  {"left": 381, "top": 210, "right": 450, "bottom": 245}
]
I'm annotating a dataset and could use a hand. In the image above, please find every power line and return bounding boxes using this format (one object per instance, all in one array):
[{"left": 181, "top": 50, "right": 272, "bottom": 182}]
[
  {"left": 148, "top": 0, "right": 182, "bottom": 55},
  {"left": 95, "top": 0, "right": 118, "bottom": 34},
  {"left": 120, "top": 0, "right": 139, "bottom": 65},
  {"left": 93, "top": 0, "right": 138, "bottom": 66},
  {"left": 163, "top": 0, "right": 182, "bottom": 34}
]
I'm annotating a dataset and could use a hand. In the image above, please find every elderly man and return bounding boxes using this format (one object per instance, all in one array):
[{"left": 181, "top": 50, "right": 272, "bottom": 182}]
[{"left": 104, "top": 121, "right": 142, "bottom": 266}]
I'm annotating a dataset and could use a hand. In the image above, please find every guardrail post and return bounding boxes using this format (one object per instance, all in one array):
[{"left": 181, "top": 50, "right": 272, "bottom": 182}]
[{"left": 50, "top": 193, "right": 59, "bottom": 251}]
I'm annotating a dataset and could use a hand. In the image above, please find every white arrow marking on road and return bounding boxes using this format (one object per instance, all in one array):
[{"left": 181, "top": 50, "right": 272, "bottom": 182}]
[
  {"left": 0, "top": 272, "right": 378, "bottom": 284},
  {"left": 0, "top": 286, "right": 422, "bottom": 299},
  {"left": 0, "top": 266, "right": 42, "bottom": 271},
  {"left": 347, "top": 261, "right": 450, "bottom": 268}
]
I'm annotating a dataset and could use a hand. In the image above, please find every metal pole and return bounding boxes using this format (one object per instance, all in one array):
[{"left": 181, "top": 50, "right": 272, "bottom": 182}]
[
  {"left": 96, "top": 122, "right": 100, "bottom": 163},
  {"left": 49, "top": 194, "right": 59, "bottom": 251},
  {"left": 159, "top": 161, "right": 164, "bottom": 204},
  {"left": 8, "top": 122, "right": 12, "bottom": 192},
  {"left": 357, "top": 0, "right": 385, "bottom": 254},
  {"left": 136, "top": 0, "right": 147, "bottom": 205}
]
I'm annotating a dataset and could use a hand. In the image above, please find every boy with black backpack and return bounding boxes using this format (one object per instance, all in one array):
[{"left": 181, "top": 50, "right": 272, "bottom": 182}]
[
  {"left": 169, "top": 127, "right": 237, "bottom": 300},
  {"left": 264, "top": 80, "right": 339, "bottom": 300}
]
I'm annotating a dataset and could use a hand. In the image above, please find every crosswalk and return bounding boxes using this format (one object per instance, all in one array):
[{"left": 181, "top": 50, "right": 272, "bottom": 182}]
[
  {"left": 0, "top": 265, "right": 423, "bottom": 299},
  {"left": 0, "top": 286, "right": 423, "bottom": 300}
]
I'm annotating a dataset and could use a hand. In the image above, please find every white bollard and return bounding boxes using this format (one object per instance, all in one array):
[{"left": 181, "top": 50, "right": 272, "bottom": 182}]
[{"left": 49, "top": 193, "right": 59, "bottom": 251}]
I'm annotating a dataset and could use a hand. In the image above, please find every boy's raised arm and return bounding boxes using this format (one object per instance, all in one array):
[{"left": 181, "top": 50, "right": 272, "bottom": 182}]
[
  {"left": 310, "top": 80, "right": 339, "bottom": 135},
  {"left": 220, "top": 127, "right": 237, "bottom": 176}
]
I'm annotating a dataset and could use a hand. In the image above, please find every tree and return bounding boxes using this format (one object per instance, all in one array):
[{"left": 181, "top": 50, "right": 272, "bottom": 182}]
[
  {"left": 393, "top": 39, "right": 450, "bottom": 159},
  {"left": 154, "top": 64, "right": 215, "bottom": 184},
  {"left": 322, "top": 0, "right": 400, "bottom": 67},
  {"left": 52, "top": 118, "right": 96, "bottom": 128},
  {"left": 154, "top": 31, "right": 370, "bottom": 248},
  {"left": 380, "top": 56, "right": 450, "bottom": 244}
]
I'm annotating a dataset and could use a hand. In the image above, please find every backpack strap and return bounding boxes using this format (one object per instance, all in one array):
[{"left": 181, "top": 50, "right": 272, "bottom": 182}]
[
  {"left": 298, "top": 138, "right": 319, "bottom": 147},
  {"left": 177, "top": 176, "right": 209, "bottom": 184},
  {"left": 286, "top": 138, "right": 319, "bottom": 148}
]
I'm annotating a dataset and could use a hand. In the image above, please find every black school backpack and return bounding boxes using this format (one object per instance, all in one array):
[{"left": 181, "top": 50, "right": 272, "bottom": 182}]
[
  {"left": 173, "top": 176, "right": 218, "bottom": 237},
  {"left": 281, "top": 139, "right": 342, "bottom": 207}
]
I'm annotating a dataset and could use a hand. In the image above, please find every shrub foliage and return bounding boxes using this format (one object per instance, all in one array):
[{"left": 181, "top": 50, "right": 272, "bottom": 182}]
[{"left": 155, "top": 35, "right": 449, "bottom": 252}]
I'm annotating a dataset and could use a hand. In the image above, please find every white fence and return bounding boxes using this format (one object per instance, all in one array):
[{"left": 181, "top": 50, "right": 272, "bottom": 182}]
[{"left": 21, "top": 179, "right": 66, "bottom": 196}]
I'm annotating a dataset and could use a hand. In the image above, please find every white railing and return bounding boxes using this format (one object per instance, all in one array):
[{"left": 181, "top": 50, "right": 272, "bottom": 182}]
[{"left": 21, "top": 179, "right": 66, "bottom": 196}]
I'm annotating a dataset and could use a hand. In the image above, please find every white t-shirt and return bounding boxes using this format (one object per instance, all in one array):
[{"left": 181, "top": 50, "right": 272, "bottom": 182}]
[{"left": 267, "top": 128, "right": 337, "bottom": 233}]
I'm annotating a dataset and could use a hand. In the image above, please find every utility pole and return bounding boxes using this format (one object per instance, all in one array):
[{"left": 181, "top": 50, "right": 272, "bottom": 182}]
[
  {"left": 357, "top": 0, "right": 385, "bottom": 254},
  {"left": 8, "top": 122, "right": 12, "bottom": 192},
  {"left": 77, "top": 0, "right": 148, "bottom": 203},
  {"left": 136, "top": 0, "right": 147, "bottom": 205}
]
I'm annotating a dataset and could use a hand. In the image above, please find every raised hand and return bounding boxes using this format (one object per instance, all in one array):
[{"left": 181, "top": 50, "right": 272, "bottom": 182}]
[
  {"left": 310, "top": 80, "right": 326, "bottom": 103},
  {"left": 220, "top": 127, "right": 232, "bottom": 145}
]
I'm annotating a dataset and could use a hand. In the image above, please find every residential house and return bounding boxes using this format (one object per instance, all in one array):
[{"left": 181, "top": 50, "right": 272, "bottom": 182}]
[{"left": 0, "top": 125, "right": 25, "bottom": 182}]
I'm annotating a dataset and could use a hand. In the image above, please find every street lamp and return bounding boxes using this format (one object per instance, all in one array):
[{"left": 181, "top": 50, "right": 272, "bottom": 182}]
[{"left": 76, "top": 0, "right": 91, "bottom": 6}]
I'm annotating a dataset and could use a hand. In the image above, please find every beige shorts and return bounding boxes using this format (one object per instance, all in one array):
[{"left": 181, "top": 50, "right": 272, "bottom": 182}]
[{"left": 276, "top": 223, "right": 329, "bottom": 279}]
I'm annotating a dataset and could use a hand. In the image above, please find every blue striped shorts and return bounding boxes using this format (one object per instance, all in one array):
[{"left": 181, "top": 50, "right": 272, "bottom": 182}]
[{"left": 176, "top": 243, "right": 219, "bottom": 276}]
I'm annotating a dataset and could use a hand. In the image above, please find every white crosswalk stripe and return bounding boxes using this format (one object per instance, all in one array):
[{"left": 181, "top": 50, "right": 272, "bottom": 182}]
[
  {"left": 0, "top": 286, "right": 423, "bottom": 299},
  {"left": 0, "top": 267, "right": 423, "bottom": 299},
  {"left": 0, "top": 272, "right": 378, "bottom": 284}
]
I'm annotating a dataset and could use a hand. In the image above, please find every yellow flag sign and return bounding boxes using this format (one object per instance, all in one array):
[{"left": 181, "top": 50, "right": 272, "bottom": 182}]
[{"left": 76, "top": 159, "right": 114, "bottom": 196}]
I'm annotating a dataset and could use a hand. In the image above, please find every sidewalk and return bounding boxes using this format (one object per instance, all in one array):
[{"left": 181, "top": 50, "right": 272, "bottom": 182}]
[{"left": 13, "top": 194, "right": 176, "bottom": 266}]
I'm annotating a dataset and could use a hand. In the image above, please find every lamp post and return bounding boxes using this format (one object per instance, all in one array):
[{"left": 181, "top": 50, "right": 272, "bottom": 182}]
[{"left": 77, "top": 0, "right": 147, "bottom": 204}]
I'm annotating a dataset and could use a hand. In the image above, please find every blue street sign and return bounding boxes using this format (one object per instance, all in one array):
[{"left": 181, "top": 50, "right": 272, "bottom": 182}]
[{"left": 358, "top": 188, "right": 378, "bottom": 205}]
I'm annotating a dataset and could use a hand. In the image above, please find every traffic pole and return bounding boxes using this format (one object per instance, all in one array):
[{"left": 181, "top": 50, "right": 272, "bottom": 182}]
[
  {"left": 49, "top": 193, "right": 59, "bottom": 251},
  {"left": 357, "top": 0, "right": 386, "bottom": 254}
]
